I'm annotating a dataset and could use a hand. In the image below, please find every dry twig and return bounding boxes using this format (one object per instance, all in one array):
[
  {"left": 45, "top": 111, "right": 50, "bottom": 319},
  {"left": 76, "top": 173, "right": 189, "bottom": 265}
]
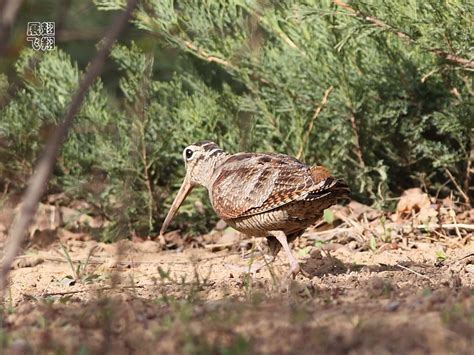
[
  {"left": 416, "top": 223, "right": 474, "bottom": 232},
  {"left": 38, "top": 253, "right": 235, "bottom": 266},
  {"left": 0, "top": 0, "right": 23, "bottom": 55},
  {"left": 36, "top": 281, "right": 214, "bottom": 297},
  {"left": 297, "top": 86, "right": 333, "bottom": 159},
  {"left": 348, "top": 112, "right": 365, "bottom": 168},
  {"left": 303, "top": 226, "right": 353, "bottom": 240},
  {"left": 395, "top": 263, "right": 432, "bottom": 281},
  {"left": 445, "top": 169, "right": 470, "bottom": 205},
  {"left": 184, "top": 41, "right": 238, "bottom": 71}
]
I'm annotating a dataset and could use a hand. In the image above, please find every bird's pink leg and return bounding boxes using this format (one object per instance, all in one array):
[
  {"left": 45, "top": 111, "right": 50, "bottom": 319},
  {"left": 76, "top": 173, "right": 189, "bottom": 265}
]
[{"left": 271, "top": 230, "right": 301, "bottom": 278}]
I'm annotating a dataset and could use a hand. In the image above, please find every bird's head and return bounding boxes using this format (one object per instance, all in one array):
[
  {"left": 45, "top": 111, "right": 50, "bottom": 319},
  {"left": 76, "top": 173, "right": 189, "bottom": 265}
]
[
  {"left": 160, "top": 141, "right": 226, "bottom": 236},
  {"left": 181, "top": 141, "right": 225, "bottom": 187}
]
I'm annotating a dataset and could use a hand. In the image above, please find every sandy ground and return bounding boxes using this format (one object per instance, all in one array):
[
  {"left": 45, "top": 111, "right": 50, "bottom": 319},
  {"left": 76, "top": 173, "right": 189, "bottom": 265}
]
[{"left": 2, "top": 234, "right": 473, "bottom": 354}]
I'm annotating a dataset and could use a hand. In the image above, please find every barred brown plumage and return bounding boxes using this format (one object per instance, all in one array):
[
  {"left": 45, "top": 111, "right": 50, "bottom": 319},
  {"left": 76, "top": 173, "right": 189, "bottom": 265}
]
[{"left": 160, "top": 141, "right": 350, "bottom": 277}]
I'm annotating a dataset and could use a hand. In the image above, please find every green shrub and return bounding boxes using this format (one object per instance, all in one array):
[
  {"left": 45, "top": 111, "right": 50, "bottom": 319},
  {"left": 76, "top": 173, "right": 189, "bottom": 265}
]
[{"left": 0, "top": 1, "right": 472, "bottom": 240}]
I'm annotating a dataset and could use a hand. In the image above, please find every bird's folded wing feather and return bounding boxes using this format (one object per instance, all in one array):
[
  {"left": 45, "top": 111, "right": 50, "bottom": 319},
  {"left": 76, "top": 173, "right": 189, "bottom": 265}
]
[{"left": 211, "top": 153, "right": 334, "bottom": 219}]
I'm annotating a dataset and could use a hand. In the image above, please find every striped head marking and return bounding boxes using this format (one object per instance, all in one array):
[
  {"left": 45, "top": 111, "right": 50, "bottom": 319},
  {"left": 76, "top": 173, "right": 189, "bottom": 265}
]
[
  {"left": 160, "top": 140, "right": 226, "bottom": 235},
  {"left": 182, "top": 141, "right": 225, "bottom": 187}
]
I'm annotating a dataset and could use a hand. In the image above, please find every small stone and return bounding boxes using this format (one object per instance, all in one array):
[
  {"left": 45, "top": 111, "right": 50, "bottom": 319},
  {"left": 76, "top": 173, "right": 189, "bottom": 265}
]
[
  {"left": 368, "top": 276, "right": 393, "bottom": 297},
  {"left": 217, "top": 229, "right": 240, "bottom": 244},
  {"left": 105, "top": 259, "right": 118, "bottom": 269},
  {"left": 215, "top": 219, "right": 227, "bottom": 231},
  {"left": 135, "top": 240, "right": 161, "bottom": 253},
  {"left": 465, "top": 264, "right": 474, "bottom": 273},
  {"left": 12, "top": 256, "right": 44, "bottom": 269},
  {"left": 60, "top": 276, "right": 76, "bottom": 287},
  {"left": 369, "top": 276, "right": 385, "bottom": 290},
  {"left": 10, "top": 339, "right": 30, "bottom": 354},
  {"left": 386, "top": 301, "right": 400, "bottom": 312},
  {"left": 347, "top": 241, "right": 359, "bottom": 250},
  {"left": 194, "top": 200, "right": 205, "bottom": 214}
]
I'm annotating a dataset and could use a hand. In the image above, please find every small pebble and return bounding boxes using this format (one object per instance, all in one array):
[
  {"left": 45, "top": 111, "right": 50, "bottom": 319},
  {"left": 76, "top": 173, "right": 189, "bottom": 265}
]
[
  {"left": 465, "top": 264, "right": 474, "bottom": 273},
  {"left": 215, "top": 219, "right": 227, "bottom": 231},
  {"left": 347, "top": 241, "right": 359, "bottom": 250},
  {"left": 386, "top": 301, "right": 400, "bottom": 312}
]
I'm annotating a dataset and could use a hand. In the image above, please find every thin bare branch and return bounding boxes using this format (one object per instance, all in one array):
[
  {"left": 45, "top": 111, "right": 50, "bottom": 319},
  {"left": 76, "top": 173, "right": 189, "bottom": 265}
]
[
  {"left": 297, "top": 86, "right": 333, "bottom": 159},
  {"left": 303, "top": 226, "right": 353, "bottom": 240},
  {"left": 348, "top": 112, "right": 365, "bottom": 168},
  {"left": 396, "top": 263, "right": 432, "bottom": 281},
  {"left": 416, "top": 223, "right": 474, "bottom": 231},
  {"left": 445, "top": 169, "right": 470, "bottom": 205},
  {"left": 0, "top": 0, "right": 139, "bottom": 299},
  {"left": 0, "top": 0, "right": 23, "bottom": 55},
  {"left": 37, "top": 281, "right": 214, "bottom": 297},
  {"left": 184, "top": 41, "right": 238, "bottom": 71},
  {"left": 465, "top": 136, "right": 473, "bottom": 202}
]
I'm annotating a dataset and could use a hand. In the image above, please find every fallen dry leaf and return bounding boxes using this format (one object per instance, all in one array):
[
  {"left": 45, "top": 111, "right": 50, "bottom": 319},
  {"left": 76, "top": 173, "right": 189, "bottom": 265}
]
[
  {"left": 134, "top": 240, "right": 162, "bottom": 253},
  {"left": 347, "top": 201, "right": 382, "bottom": 220},
  {"left": 58, "top": 229, "right": 89, "bottom": 241},
  {"left": 417, "top": 206, "right": 439, "bottom": 225},
  {"left": 395, "top": 188, "right": 432, "bottom": 222},
  {"left": 26, "top": 203, "right": 61, "bottom": 234},
  {"left": 12, "top": 256, "right": 44, "bottom": 269},
  {"left": 214, "top": 219, "right": 227, "bottom": 231},
  {"left": 216, "top": 228, "right": 240, "bottom": 245}
]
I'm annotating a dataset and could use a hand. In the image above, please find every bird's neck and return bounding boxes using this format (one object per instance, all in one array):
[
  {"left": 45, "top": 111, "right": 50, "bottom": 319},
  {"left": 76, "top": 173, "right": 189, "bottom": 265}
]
[{"left": 198, "top": 150, "right": 230, "bottom": 189}]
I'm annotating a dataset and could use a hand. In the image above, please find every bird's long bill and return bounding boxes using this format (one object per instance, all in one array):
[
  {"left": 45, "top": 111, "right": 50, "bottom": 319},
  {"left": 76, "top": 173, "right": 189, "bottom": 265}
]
[{"left": 159, "top": 179, "right": 194, "bottom": 236}]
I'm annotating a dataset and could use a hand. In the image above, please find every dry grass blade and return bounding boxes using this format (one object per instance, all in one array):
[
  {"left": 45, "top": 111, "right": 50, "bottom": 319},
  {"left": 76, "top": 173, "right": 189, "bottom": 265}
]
[
  {"left": 59, "top": 242, "right": 79, "bottom": 281},
  {"left": 35, "top": 281, "right": 214, "bottom": 297},
  {"left": 335, "top": 215, "right": 366, "bottom": 242},
  {"left": 416, "top": 223, "right": 474, "bottom": 231},
  {"left": 303, "top": 226, "right": 353, "bottom": 240},
  {"left": 0, "top": 0, "right": 139, "bottom": 299},
  {"left": 395, "top": 263, "right": 432, "bottom": 282}
]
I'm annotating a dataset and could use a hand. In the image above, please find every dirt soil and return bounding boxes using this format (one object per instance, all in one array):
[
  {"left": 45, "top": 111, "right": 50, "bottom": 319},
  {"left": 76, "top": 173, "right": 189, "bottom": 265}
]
[{"left": 2, "top": 233, "right": 474, "bottom": 354}]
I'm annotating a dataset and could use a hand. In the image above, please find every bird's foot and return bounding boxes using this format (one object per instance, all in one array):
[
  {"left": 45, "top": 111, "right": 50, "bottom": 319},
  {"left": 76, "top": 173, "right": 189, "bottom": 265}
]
[
  {"left": 289, "top": 262, "right": 311, "bottom": 279},
  {"left": 289, "top": 262, "right": 300, "bottom": 278}
]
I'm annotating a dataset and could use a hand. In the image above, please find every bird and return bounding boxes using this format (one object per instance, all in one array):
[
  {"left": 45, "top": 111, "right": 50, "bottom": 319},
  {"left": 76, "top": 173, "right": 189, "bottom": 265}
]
[{"left": 160, "top": 140, "right": 350, "bottom": 277}]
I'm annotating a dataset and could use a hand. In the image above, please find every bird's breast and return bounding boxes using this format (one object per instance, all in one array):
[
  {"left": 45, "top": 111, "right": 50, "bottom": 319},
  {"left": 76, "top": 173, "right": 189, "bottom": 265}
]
[{"left": 223, "top": 198, "right": 329, "bottom": 238}]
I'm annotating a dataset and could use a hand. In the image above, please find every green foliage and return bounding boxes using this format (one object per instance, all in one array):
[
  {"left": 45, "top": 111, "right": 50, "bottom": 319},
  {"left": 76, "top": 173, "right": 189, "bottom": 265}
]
[
  {"left": 113, "top": 0, "right": 472, "bottom": 204},
  {"left": 99, "top": 43, "right": 241, "bottom": 237},
  {"left": 323, "top": 209, "right": 334, "bottom": 224},
  {"left": 0, "top": 49, "right": 110, "bottom": 186},
  {"left": 1, "top": 1, "right": 472, "bottom": 240}
]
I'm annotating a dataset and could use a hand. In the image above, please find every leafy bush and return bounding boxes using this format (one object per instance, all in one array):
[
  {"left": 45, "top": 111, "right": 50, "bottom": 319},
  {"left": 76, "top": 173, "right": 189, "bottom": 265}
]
[
  {"left": 0, "top": 1, "right": 472, "bottom": 239},
  {"left": 102, "top": 0, "right": 472, "bottom": 205}
]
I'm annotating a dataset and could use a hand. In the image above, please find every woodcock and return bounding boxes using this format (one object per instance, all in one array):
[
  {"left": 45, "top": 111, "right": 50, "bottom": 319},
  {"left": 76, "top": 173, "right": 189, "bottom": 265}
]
[{"left": 160, "top": 141, "right": 350, "bottom": 277}]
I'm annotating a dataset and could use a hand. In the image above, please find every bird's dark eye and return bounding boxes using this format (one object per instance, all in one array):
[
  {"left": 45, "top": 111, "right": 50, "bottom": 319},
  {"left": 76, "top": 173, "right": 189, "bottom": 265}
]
[{"left": 185, "top": 148, "right": 193, "bottom": 160}]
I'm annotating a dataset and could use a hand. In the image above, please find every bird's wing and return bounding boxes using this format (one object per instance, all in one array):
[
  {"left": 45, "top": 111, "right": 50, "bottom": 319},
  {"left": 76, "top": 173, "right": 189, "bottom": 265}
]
[{"left": 210, "top": 153, "right": 337, "bottom": 220}]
